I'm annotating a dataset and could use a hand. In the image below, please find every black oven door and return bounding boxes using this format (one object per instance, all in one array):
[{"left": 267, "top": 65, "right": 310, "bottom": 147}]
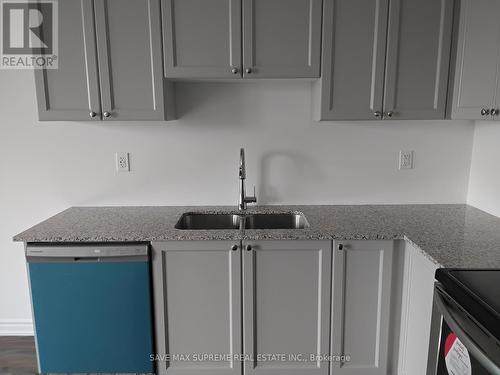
[{"left": 428, "top": 286, "right": 500, "bottom": 375}]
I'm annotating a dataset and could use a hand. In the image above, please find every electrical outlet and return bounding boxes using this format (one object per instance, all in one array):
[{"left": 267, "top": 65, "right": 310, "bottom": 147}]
[
  {"left": 116, "top": 152, "right": 130, "bottom": 172},
  {"left": 399, "top": 151, "right": 414, "bottom": 170}
]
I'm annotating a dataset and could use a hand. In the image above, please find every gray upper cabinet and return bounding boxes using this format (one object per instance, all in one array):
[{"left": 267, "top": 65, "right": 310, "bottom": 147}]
[
  {"left": 152, "top": 241, "right": 242, "bottom": 375},
  {"left": 384, "top": 0, "right": 454, "bottom": 120},
  {"left": 242, "top": 240, "right": 331, "bottom": 375},
  {"left": 242, "top": 0, "right": 322, "bottom": 78},
  {"left": 331, "top": 241, "right": 394, "bottom": 375},
  {"left": 162, "top": 0, "right": 242, "bottom": 78},
  {"left": 162, "top": 0, "right": 321, "bottom": 79},
  {"left": 451, "top": 0, "right": 500, "bottom": 120},
  {"left": 315, "top": 0, "right": 454, "bottom": 121},
  {"left": 34, "top": 0, "right": 101, "bottom": 121},
  {"left": 35, "top": 0, "right": 174, "bottom": 121},
  {"left": 314, "top": 0, "right": 389, "bottom": 120},
  {"left": 94, "top": 0, "right": 169, "bottom": 121}
]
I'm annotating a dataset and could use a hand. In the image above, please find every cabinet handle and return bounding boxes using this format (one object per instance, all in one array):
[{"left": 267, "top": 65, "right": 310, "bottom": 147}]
[
  {"left": 246, "top": 245, "right": 252, "bottom": 251},
  {"left": 231, "top": 67, "right": 239, "bottom": 74},
  {"left": 231, "top": 244, "right": 238, "bottom": 251},
  {"left": 385, "top": 111, "right": 394, "bottom": 118},
  {"left": 491, "top": 108, "right": 499, "bottom": 116},
  {"left": 103, "top": 111, "right": 111, "bottom": 118},
  {"left": 481, "top": 108, "right": 490, "bottom": 116},
  {"left": 373, "top": 111, "right": 382, "bottom": 118},
  {"left": 338, "top": 243, "right": 344, "bottom": 251},
  {"left": 89, "top": 111, "right": 97, "bottom": 118},
  {"left": 245, "top": 68, "right": 253, "bottom": 74}
]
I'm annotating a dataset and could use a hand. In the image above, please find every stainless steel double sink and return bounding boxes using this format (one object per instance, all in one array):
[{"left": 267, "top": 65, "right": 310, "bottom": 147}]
[{"left": 175, "top": 212, "right": 309, "bottom": 230}]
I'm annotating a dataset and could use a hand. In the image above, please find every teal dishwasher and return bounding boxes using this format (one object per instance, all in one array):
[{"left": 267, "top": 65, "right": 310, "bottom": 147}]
[{"left": 26, "top": 244, "right": 154, "bottom": 374}]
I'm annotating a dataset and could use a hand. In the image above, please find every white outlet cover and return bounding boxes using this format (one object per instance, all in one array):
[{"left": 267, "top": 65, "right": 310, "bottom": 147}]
[
  {"left": 399, "top": 151, "right": 414, "bottom": 170},
  {"left": 116, "top": 152, "right": 130, "bottom": 172}
]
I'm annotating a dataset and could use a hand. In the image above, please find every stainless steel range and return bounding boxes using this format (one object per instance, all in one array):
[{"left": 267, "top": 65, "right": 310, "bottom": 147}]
[{"left": 427, "top": 269, "right": 500, "bottom": 375}]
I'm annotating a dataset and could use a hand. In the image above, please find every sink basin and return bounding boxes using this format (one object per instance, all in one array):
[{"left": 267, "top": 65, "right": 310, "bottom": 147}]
[
  {"left": 244, "top": 213, "right": 309, "bottom": 229},
  {"left": 175, "top": 213, "right": 241, "bottom": 230},
  {"left": 175, "top": 212, "right": 309, "bottom": 230}
]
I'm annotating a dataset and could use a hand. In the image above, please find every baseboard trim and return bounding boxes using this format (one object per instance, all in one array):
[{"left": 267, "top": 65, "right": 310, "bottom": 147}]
[{"left": 0, "top": 320, "right": 34, "bottom": 336}]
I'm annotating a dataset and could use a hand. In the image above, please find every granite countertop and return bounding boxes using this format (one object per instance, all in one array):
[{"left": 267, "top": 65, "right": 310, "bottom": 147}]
[{"left": 13, "top": 204, "right": 500, "bottom": 269}]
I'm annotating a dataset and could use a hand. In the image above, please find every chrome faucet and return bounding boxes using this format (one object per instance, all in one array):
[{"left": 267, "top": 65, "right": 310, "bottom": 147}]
[{"left": 239, "top": 148, "right": 257, "bottom": 210}]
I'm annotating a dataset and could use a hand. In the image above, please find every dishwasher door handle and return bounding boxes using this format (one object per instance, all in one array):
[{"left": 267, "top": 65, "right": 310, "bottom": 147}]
[
  {"left": 26, "top": 244, "right": 148, "bottom": 259},
  {"left": 434, "top": 288, "right": 500, "bottom": 375}
]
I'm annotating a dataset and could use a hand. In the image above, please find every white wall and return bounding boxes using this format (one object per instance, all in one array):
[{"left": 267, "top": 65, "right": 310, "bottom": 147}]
[
  {"left": 0, "top": 69, "right": 474, "bottom": 329},
  {"left": 467, "top": 121, "right": 500, "bottom": 217}
]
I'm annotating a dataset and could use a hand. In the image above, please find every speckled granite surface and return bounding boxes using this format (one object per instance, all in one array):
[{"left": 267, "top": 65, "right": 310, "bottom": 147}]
[{"left": 13, "top": 205, "right": 500, "bottom": 268}]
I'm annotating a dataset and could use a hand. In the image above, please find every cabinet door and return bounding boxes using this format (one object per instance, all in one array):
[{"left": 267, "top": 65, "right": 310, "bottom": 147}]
[
  {"left": 383, "top": 0, "right": 454, "bottom": 120},
  {"left": 162, "top": 0, "right": 242, "bottom": 78},
  {"left": 331, "top": 241, "right": 393, "bottom": 375},
  {"left": 243, "top": 240, "right": 331, "bottom": 375},
  {"left": 242, "top": 0, "right": 322, "bottom": 78},
  {"left": 34, "top": 0, "right": 100, "bottom": 121},
  {"left": 451, "top": 0, "right": 500, "bottom": 120},
  {"left": 315, "top": 0, "right": 389, "bottom": 120},
  {"left": 397, "top": 242, "right": 438, "bottom": 375},
  {"left": 94, "top": 0, "right": 169, "bottom": 120},
  {"left": 152, "top": 241, "right": 242, "bottom": 375}
]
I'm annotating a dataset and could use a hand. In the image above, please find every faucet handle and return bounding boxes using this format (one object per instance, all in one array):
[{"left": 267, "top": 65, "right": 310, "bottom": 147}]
[{"left": 248, "top": 186, "right": 257, "bottom": 203}]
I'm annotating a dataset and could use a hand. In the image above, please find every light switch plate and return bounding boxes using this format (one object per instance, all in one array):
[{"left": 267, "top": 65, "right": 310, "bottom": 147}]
[
  {"left": 116, "top": 152, "right": 130, "bottom": 172},
  {"left": 399, "top": 151, "right": 414, "bottom": 170}
]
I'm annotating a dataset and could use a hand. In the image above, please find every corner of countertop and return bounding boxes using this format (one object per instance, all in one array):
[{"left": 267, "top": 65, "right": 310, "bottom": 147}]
[{"left": 12, "top": 207, "right": 75, "bottom": 242}]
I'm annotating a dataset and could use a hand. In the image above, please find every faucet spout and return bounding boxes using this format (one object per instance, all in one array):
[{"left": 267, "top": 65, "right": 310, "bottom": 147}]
[{"left": 238, "top": 148, "right": 257, "bottom": 210}]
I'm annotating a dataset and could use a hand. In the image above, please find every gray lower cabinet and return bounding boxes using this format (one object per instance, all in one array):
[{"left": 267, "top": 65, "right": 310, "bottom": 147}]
[
  {"left": 397, "top": 241, "right": 438, "bottom": 375},
  {"left": 153, "top": 240, "right": 331, "bottom": 375},
  {"left": 242, "top": 240, "right": 332, "bottom": 375},
  {"left": 152, "top": 240, "right": 242, "bottom": 375},
  {"left": 35, "top": 0, "right": 174, "bottom": 121},
  {"left": 153, "top": 239, "right": 393, "bottom": 375},
  {"left": 162, "top": 0, "right": 322, "bottom": 79},
  {"left": 331, "top": 240, "right": 394, "bottom": 375},
  {"left": 315, "top": 0, "right": 454, "bottom": 121},
  {"left": 451, "top": 0, "right": 500, "bottom": 120}
]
